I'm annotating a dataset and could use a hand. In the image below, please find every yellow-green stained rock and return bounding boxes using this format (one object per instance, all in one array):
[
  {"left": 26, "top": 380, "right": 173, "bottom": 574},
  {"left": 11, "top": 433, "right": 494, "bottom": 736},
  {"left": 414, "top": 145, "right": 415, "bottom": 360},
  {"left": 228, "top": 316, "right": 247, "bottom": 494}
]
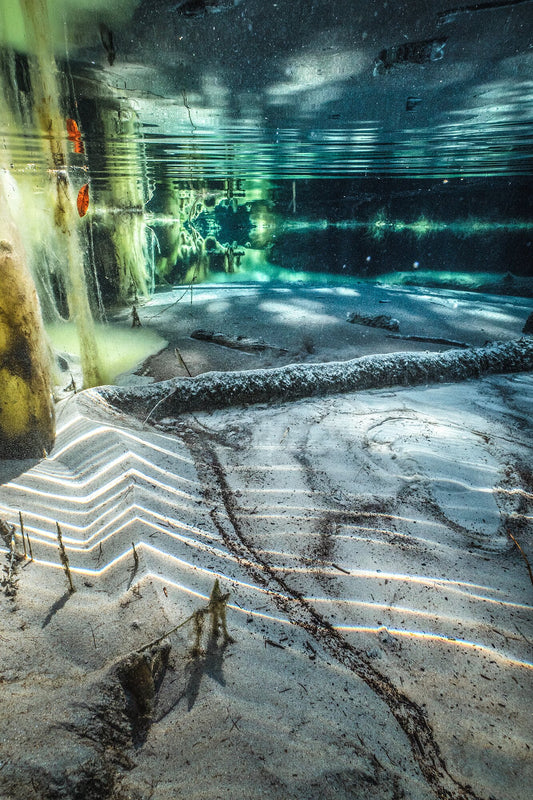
[
  {"left": 0, "top": 318, "right": 12, "bottom": 354},
  {"left": 0, "top": 239, "right": 55, "bottom": 459}
]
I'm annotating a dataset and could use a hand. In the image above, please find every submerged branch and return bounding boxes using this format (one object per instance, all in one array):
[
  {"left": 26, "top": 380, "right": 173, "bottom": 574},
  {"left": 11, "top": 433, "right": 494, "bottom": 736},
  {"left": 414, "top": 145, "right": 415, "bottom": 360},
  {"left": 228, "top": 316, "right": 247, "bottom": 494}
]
[
  {"left": 94, "top": 339, "right": 533, "bottom": 421},
  {"left": 507, "top": 530, "right": 533, "bottom": 587}
]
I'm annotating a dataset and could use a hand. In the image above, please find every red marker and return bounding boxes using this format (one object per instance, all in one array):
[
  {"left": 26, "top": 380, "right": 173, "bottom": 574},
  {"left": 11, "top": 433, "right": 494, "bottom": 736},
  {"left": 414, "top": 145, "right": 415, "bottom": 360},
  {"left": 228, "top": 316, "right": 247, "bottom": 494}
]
[
  {"left": 66, "top": 117, "right": 85, "bottom": 154},
  {"left": 77, "top": 183, "right": 89, "bottom": 217}
]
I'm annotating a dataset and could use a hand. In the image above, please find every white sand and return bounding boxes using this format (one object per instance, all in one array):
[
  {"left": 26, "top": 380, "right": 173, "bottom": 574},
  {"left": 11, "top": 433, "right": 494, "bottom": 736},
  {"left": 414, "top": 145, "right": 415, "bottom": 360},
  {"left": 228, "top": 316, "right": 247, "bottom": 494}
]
[{"left": 0, "top": 282, "right": 532, "bottom": 800}]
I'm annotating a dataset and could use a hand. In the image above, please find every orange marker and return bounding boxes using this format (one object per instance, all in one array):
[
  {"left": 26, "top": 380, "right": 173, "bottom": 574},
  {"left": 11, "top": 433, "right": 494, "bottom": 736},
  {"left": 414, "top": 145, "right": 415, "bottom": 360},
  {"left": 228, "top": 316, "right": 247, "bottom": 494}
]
[
  {"left": 77, "top": 183, "right": 89, "bottom": 217},
  {"left": 66, "top": 117, "right": 85, "bottom": 154}
]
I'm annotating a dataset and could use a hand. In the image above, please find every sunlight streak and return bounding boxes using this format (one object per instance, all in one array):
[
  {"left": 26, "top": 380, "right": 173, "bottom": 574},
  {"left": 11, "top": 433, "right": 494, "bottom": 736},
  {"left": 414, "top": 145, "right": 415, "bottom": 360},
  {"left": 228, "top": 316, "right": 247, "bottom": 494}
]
[
  {"left": 335, "top": 625, "right": 533, "bottom": 670},
  {"left": 5, "top": 467, "right": 198, "bottom": 505}
]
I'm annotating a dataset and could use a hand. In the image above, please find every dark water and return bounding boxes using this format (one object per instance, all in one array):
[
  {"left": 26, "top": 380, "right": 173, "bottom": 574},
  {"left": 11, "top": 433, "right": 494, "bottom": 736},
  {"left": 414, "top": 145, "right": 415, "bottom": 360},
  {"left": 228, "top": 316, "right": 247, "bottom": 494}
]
[
  {"left": 136, "top": 119, "right": 533, "bottom": 291},
  {"left": 2, "top": 0, "right": 532, "bottom": 303},
  {"left": 2, "top": 110, "right": 532, "bottom": 298},
  {"left": 143, "top": 169, "right": 533, "bottom": 293},
  {"left": 141, "top": 116, "right": 533, "bottom": 180}
]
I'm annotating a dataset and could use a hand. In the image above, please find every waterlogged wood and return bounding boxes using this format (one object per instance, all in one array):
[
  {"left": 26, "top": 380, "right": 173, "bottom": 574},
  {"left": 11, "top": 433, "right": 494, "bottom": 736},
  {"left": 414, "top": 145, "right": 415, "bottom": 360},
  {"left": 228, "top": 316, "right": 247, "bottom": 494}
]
[
  {"left": 18, "top": 0, "right": 103, "bottom": 387},
  {"left": 96, "top": 338, "right": 533, "bottom": 420},
  {"left": 346, "top": 311, "right": 400, "bottom": 331},
  {"left": 191, "top": 328, "right": 288, "bottom": 354},
  {"left": 0, "top": 238, "right": 55, "bottom": 458},
  {"left": 387, "top": 333, "right": 470, "bottom": 348}
]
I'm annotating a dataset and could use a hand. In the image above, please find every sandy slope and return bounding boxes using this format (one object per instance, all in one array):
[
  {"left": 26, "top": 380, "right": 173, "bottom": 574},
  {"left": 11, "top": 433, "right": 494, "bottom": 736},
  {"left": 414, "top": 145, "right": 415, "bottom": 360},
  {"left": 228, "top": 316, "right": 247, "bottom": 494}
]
[
  {"left": 0, "top": 283, "right": 532, "bottom": 800},
  {"left": 116, "top": 282, "right": 532, "bottom": 382}
]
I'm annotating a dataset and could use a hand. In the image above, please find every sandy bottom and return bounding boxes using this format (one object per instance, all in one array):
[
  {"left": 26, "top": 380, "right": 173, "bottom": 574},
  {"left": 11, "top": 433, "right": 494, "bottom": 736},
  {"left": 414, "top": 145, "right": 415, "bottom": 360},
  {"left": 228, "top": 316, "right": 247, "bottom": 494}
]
[
  {"left": 111, "top": 281, "right": 533, "bottom": 382},
  {"left": 0, "top": 282, "right": 532, "bottom": 800}
]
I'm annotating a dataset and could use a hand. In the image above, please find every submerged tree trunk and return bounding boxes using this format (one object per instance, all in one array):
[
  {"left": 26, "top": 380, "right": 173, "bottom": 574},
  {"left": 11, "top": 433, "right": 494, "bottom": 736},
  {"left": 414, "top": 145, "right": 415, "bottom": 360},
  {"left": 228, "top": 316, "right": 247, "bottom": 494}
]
[
  {"left": 0, "top": 213, "right": 55, "bottom": 459},
  {"left": 99, "top": 100, "right": 150, "bottom": 302},
  {"left": 96, "top": 338, "right": 533, "bottom": 420},
  {"left": 20, "top": 0, "right": 104, "bottom": 388}
]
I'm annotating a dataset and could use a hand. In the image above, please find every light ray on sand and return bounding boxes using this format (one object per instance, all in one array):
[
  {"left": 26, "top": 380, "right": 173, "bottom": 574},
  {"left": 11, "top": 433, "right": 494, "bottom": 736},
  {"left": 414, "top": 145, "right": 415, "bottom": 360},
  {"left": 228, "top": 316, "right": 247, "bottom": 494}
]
[
  {"left": 21, "top": 451, "right": 199, "bottom": 491},
  {"left": 335, "top": 625, "right": 533, "bottom": 670},
  {"left": 11, "top": 514, "right": 222, "bottom": 555},
  {"left": 310, "top": 596, "right": 529, "bottom": 629},
  {"left": 6, "top": 504, "right": 219, "bottom": 547},
  {"left": 125, "top": 574, "right": 533, "bottom": 670},
  {"left": 5, "top": 467, "right": 199, "bottom": 505},
  {"left": 53, "top": 417, "right": 194, "bottom": 464}
]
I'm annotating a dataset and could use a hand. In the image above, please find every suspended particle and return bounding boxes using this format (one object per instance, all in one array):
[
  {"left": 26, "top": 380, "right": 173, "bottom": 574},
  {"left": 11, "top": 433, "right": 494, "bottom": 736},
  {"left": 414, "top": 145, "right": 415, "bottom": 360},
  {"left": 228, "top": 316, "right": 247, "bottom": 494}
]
[{"left": 77, "top": 183, "right": 89, "bottom": 217}]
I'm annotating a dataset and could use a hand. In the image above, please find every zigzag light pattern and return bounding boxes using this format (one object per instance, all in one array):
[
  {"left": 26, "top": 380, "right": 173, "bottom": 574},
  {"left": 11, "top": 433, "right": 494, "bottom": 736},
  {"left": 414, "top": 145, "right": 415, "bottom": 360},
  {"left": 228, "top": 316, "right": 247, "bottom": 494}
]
[{"left": 0, "top": 396, "right": 531, "bottom": 671}]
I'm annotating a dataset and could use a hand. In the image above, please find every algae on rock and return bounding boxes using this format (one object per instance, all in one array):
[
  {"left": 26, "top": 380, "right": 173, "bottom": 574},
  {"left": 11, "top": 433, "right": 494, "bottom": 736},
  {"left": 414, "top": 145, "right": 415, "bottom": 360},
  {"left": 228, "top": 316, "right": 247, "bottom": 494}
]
[{"left": 0, "top": 193, "right": 55, "bottom": 459}]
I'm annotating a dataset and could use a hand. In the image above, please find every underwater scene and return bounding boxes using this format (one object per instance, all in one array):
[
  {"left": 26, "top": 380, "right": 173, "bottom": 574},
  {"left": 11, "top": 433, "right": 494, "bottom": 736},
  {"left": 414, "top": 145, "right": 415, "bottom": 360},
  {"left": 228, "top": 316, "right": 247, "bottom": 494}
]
[{"left": 1, "top": 2, "right": 532, "bottom": 799}]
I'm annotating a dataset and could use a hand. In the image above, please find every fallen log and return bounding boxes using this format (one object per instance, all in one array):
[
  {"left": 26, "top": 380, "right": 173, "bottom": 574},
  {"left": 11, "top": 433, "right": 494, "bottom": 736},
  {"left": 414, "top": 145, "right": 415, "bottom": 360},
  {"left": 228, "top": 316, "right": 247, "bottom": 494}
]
[
  {"left": 190, "top": 329, "right": 288, "bottom": 354},
  {"left": 346, "top": 312, "right": 400, "bottom": 331},
  {"left": 94, "top": 338, "right": 533, "bottom": 421},
  {"left": 386, "top": 333, "right": 470, "bottom": 348}
]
